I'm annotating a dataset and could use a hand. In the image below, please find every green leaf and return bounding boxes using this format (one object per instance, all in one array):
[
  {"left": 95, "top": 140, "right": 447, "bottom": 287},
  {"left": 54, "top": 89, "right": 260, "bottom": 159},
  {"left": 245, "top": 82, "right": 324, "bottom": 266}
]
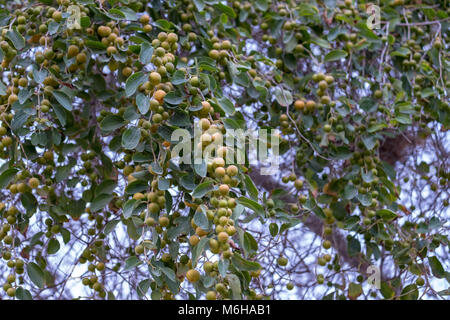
[
  {"left": 255, "top": 0, "right": 269, "bottom": 11},
  {"left": 213, "top": 3, "right": 236, "bottom": 18},
  {"left": 125, "top": 180, "right": 148, "bottom": 194},
  {"left": 400, "top": 284, "right": 419, "bottom": 300},
  {"left": 139, "top": 42, "right": 153, "bottom": 65},
  {"left": 47, "top": 238, "right": 60, "bottom": 255},
  {"left": 237, "top": 197, "right": 264, "bottom": 217},
  {"left": 104, "top": 220, "right": 120, "bottom": 235},
  {"left": 0, "top": 80, "right": 6, "bottom": 95},
  {"left": 231, "top": 254, "right": 261, "bottom": 271},
  {"left": 226, "top": 274, "right": 242, "bottom": 299},
  {"left": 27, "top": 263, "right": 45, "bottom": 289},
  {"left": 124, "top": 256, "right": 142, "bottom": 270},
  {"left": 100, "top": 115, "right": 125, "bottom": 132},
  {"left": 243, "top": 174, "right": 258, "bottom": 201},
  {"left": 193, "top": 0, "right": 205, "bottom": 11},
  {"left": 380, "top": 281, "right": 395, "bottom": 299},
  {"left": 137, "top": 279, "right": 151, "bottom": 298},
  {"left": 362, "top": 134, "right": 376, "bottom": 150},
  {"left": 154, "top": 19, "right": 176, "bottom": 32},
  {"left": 6, "top": 27, "right": 25, "bottom": 50},
  {"left": 192, "top": 181, "right": 214, "bottom": 198},
  {"left": 428, "top": 256, "right": 445, "bottom": 278},
  {"left": 217, "top": 97, "right": 235, "bottom": 115},
  {"left": 218, "top": 259, "right": 229, "bottom": 277},
  {"left": 32, "top": 65, "right": 47, "bottom": 84},
  {"left": 164, "top": 91, "right": 183, "bottom": 105},
  {"left": 274, "top": 87, "right": 293, "bottom": 107},
  {"left": 52, "top": 91, "right": 73, "bottom": 111},
  {"left": 376, "top": 209, "right": 398, "bottom": 221},
  {"left": 85, "top": 40, "right": 107, "bottom": 50},
  {"left": 344, "top": 184, "right": 357, "bottom": 200},
  {"left": 324, "top": 49, "right": 348, "bottom": 62},
  {"left": 125, "top": 72, "right": 147, "bottom": 97},
  {"left": 242, "top": 231, "right": 258, "bottom": 256},
  {"left": 157, "top": 178, "right": 170, "bottom": 191},
  {"left": 171, "top": 70, "right": 187, "bottom": 85},
  {"left": 90, "top": 194, "right": 113, "bottom": 212},
  {"left": 269, "top": 223, "right": 278, "bottom": 237},
  {"left": 0, "top": 168, "right": 18, "bottom": 188},
  {"left": 160, "top": 266, "right": 176, "bottom": 282},
  {"left": 16, "top": 287, "right": 32, "bottom": 300},
  {"left": 347, "top": 237, "right": 361, "bottom": 257},
  {"left": 136, "top": 93, "right": 150, "bottom": 114},
  {"left": 107, "top": 8, "right": 126, "bottom": 20},
  {"left": 96, "top": 179, "right": 117, "bottom": 195},
  {"left": 122, "top": 127, "right": 141, "bottom": 149},
  {"left": 193, "top": 208, "right": 209, "bottom": 230},
  {"left": 348, "top": 283, "right": 363, "bottom": 300},
  {"left": 191, "top": 237, "right": 208, "bottom": 267}
]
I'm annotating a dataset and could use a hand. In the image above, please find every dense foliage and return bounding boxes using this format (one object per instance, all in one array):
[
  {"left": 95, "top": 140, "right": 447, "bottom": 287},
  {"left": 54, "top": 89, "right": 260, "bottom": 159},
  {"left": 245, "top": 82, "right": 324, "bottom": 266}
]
[{"left": 0, "top": 0, "right": 448, "bottom": 300}]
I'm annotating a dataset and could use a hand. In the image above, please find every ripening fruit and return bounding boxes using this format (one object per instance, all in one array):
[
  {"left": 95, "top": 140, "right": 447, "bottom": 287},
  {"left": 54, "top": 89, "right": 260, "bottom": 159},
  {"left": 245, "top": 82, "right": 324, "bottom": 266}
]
[
  {"left": 416, "top": 277, "right": 425, "bottom": 286},
  {"left": 153, "top": 89, "right": 166, "bottom": 103},
  {"left": 306, "top": 100, "right": 316, "bottom": 109},
  {"left": 218, "top": 231, "right": 229, "bottom": 243},
  {"left": 219, "top": 184, "right": 229, "bottom": 195},
  {"left": 186, "top": 269, "right": 200, "bottom": 282},
  {"left": 226, "top": 165, "right": 238, "bottom": 176},
  {"left": 159, "top": 216, "right": 169, "bottom": 227},
  {"left": 322, "top": 240, "right": 331, "bottom": 250},
  {"left": 135, "top": 244, "right": 144, "bottom": 255},
  {"left": 286, "top": 282, "right": 294, "bottom": 290},
  {"left": 294, "top": 179, "right": 303, "bottom": 189},
  {"left": 150, "top": 72, "right": 162, "bottom": 85},
  {"left": 205, "top": 291, "right": 216, "bottom": 300},
  {"left": 97, "top": 26, "right": 112, "bottom": 37},
  {"left": 294, "top": 100, "right": 305, "bottom": 110},
  {"left": 140, "top": 14, "right": 150, "bottom": 25},
  {"left": 8, "top": 94, "right": 18, "bottom": 105},
  {"left": 189, "top": 235, "right": 200, "bottom": 246},
  {"left": 145, "top": 217, "right": 155, "bottom": 226},
  {"left": 67, "top": 45, "right": 79, "bottom": 58},
  {"left": 199, "top": 118, "right": 210, "bottom": 130},
  {"left": 6, "top": 287, "right": 16, "bottom": 297},
  {"left": 277, "top": 257, "right": 288, "bottom": 266}
]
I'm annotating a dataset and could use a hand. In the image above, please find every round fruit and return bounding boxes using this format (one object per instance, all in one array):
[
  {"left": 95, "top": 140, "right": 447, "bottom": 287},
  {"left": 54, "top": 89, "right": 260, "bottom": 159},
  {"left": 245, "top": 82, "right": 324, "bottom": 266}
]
[
  {"left": 134, "top": 245, "right": 144, "bottom": 255},
  {"left": 186, "top": 269, "right": 200, "bottom": 282},
  {"left": 189, "top": 235, "right": 200, "bottom": 246},
  {"left": 277, "top": 257, "right": 288, "bottom": 266},
  {"left": 150, "top": 72, "right": 162, "bottom": 85},
  {"left": 218, "top": 231, "right": 229, "bottom": 243},
  {"left": 205, "top": 291, "right": 216, "bottom": 300}
]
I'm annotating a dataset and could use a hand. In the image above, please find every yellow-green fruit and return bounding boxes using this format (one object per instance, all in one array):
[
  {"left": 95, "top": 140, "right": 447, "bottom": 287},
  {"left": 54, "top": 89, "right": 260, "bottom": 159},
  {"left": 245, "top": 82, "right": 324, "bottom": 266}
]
[
  {"left": 218, "top": 231, "right": 229, "bottom": 243},
  {"left": 135, "top": 244, "right": 144, "bottom": 255},
  {"left": 186, "top": 269, "right": 200, "bottom": 282},
  {"left": 189, "top": 235, "right": 200, "bottom": 246},
  {"left": 6, "top": 287, "right": 16, "bottom": 297},
  {"left": 149, "top": 72, "right": 161, "bottom": 85},
  {"left": 28, "top": 177, "right": 40, "bottom": 189},
  {"left": 277, "top": 257, "right": 288, "bottom": 266},
  {"left": 97, "top": 26, "right": 112, "bottom": 37},
  {"left": 67, "top": 45, "right": 79, "bottom": 58},
  {"left": 205, "top": 291, "right": 216, "bottom": 300},
  {"left": 159, "top": 216, "right": 169, "bottom": 227}
]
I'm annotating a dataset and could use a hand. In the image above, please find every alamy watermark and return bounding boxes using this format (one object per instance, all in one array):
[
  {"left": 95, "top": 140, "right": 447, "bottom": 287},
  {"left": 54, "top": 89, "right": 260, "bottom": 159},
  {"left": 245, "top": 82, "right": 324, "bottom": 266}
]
[
  {"left": 367, "top": 265, "right": 381, "bottom": 289},
  {"left": 366, "top": 4, "right": 381, "bottom": 30},
  {"left": 66, "top": 5, "right": 81, "bottom": 30}
]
